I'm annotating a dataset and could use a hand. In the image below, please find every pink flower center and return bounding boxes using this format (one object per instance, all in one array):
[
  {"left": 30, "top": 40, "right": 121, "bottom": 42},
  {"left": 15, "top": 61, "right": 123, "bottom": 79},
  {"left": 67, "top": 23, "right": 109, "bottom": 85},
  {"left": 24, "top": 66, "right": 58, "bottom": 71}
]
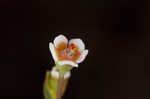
[{"left": 55, "top": 43, "right": 81, "bottom": 61}]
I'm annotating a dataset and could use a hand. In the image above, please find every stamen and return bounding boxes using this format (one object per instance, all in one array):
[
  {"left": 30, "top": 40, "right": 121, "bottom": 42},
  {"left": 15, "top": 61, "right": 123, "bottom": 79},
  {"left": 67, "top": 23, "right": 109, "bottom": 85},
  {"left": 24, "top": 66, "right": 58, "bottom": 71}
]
[
  {"left": 70, "top": 43, "right": 77, "bottom": 51},
  {"left": 55, "top": 43, "right": 80, "bottom": 61}
]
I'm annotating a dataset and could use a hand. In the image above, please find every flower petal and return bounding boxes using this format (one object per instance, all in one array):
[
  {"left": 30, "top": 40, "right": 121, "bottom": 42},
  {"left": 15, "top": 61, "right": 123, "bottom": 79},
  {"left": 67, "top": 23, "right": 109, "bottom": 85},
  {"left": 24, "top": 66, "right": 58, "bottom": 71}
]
[
  {"left": 49, "top": 43, "right": 58, "bottom": 62},
  {"left": 54, "top": 35, "right": 68, "bottom": 49},
  {"left": 69, "top": 39, "right": 85, "bottom": 52},
  {"left": 58, "top": 60, "right": 78, "bottom": 67},
  {"left": 76, "top": 50, "right": 88, "bottom": 63},
  {"left": 51, "top": 66, "right": 71, "bottom": 79}
]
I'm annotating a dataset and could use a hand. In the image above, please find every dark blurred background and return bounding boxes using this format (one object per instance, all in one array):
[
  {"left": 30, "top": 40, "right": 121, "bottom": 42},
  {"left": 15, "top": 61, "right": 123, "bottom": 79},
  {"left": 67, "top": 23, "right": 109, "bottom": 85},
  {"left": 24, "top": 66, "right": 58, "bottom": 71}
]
[{"left": 0, "top": 0, "right": 150, "bottom": 99}]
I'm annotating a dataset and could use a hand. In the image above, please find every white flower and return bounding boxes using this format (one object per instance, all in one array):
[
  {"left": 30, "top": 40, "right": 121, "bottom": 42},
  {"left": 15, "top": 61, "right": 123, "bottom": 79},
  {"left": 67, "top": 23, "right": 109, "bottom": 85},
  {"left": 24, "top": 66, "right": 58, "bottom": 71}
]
[{"left": 49, "top": 35, "right": 88, "bottom": 67}]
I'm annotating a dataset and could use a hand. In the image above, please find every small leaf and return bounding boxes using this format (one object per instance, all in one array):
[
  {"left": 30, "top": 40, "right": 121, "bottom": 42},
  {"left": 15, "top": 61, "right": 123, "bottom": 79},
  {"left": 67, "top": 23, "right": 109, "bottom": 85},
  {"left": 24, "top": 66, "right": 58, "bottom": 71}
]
[{"left": 44, "top": 84, "right": 52, "bottom": 99}]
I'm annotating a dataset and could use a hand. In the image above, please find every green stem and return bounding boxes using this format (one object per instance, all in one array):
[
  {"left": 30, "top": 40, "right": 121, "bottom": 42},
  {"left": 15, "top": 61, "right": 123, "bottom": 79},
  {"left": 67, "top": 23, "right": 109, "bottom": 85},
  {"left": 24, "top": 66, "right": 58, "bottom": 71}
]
[
  {"left": 56, "top": 74, "right": 64, "bottom": 99},
  {"left": 55, "top": 63, "right": 72, "bottom": 99}
]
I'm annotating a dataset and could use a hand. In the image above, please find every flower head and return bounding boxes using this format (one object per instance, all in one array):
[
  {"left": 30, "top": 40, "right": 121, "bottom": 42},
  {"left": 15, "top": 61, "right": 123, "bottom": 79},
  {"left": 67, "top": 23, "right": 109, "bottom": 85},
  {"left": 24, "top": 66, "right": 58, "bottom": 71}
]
[{"left": 49, "top": 35, "right": 88, "bottom": 67}]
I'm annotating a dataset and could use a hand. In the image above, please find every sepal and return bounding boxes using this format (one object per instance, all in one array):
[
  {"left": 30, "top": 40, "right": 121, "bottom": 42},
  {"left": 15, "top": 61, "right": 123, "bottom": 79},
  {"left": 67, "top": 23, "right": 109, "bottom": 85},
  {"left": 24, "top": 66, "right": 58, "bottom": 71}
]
[{"left": 43, "top": 69, "right": 70, "bottom": 99}]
